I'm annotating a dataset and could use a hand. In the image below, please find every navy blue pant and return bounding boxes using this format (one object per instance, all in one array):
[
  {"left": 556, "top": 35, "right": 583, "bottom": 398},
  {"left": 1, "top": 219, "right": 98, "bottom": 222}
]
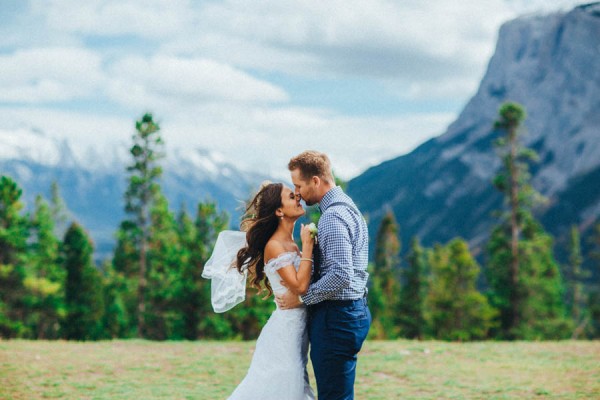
[{"left": 308, "top": 298, "right": 371, "bottom": 400}]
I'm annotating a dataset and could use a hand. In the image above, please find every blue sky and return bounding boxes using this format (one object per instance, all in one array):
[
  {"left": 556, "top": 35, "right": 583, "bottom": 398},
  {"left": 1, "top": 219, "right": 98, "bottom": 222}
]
[{"left": 0, "top": 0, "right": 588, "bottom": 179}]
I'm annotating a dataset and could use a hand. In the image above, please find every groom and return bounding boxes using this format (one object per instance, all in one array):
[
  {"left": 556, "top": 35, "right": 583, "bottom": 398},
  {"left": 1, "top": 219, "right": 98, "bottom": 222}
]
[{"left": 277, "top": 150, "right": 371, "bottom": 400}]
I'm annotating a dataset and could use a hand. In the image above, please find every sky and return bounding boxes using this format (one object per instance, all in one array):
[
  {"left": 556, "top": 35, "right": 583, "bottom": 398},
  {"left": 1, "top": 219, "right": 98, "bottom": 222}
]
[{"left": 0, "top": 0, "right": 589, "bottom": 180}]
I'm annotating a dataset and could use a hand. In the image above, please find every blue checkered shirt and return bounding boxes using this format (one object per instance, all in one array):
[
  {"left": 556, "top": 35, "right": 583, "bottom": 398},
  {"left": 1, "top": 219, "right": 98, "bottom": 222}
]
[{"left": 301, "top": 186, "right": 369, "bottom": 305}]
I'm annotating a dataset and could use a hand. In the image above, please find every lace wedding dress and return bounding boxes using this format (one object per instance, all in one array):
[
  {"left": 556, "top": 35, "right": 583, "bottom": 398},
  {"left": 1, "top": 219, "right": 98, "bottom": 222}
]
[{"left": 228, "top": 251, "right": 315, "bottom": 400}]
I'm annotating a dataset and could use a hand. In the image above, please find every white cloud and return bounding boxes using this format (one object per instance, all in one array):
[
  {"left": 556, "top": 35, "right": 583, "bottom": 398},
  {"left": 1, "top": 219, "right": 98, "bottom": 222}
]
[
  {"left": 0, "top": 107, "right": 131, "bottom": 147},
  {"left": 0, "top": 104, "right": 453, "bottom": 179},
  {"left": 161, "top": 104, "right": 455, "bottom": 179},
  {"left": 32, "top": 0, "right": 194, "bottom": 38},
  {"left": 0, "top": 47, "right": 105, "bottom": 103},
  {"left": 106, "top": 55, "right": 289, "bottom": 111},
  {"left": 198, "top": 1, "right": 510, "bottom": 69}
]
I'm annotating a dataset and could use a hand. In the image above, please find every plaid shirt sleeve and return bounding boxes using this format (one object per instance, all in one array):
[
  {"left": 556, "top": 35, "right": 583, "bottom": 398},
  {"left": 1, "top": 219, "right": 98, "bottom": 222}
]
[{"left": 301, "top": 210, "right": 354, "bottom": 305}]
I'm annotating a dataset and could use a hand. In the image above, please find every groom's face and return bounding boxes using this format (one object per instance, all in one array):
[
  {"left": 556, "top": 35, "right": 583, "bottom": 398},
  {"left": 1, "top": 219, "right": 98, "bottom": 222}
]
[{"left": 291, "top": 169, "right": 318, "bottom": 206}]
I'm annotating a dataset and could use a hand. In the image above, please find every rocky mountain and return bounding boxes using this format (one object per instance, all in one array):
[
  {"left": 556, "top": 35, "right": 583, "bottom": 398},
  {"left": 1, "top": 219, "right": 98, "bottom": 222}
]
[
  {"left": 347, "top": 3, "right": 600, "bottom": 258},
  {"left": 0, "top": 127, "right": 267, "bottom": 258}
]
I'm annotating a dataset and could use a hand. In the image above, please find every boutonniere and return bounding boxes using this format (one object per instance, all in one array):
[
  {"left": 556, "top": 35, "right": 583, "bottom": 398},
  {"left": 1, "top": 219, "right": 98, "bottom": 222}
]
[{"left": 307, "top": 222, "right": 318, "bottom": 243}]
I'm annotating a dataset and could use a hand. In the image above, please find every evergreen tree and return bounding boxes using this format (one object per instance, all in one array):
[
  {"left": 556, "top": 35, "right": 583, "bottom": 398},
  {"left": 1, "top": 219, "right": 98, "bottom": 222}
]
[
  {"left": 112, "top": 219, "right": 139, "bottom": 337},
  {"left": 368, "top": 210, "right": 401, "bottom": 339},
  {"left": 487, "top": 101, "right": 570, "bottom": 339},
  {"left": 515, "top": 216, "right": 571, "bottom": 339},
  {"left": 426, "top": 239, "right": 496, "bottom": 341},
  {"left": 491, "top": 102, "right": 531, "bottom": 331},
  {"left": 0, "top": 176, "right": 30, "bottom": 337},
  {"left": 99, "top": 260, "right": 128, "bottom": 339},
  {"left": 175, "top": 206, "right": 200, "bottom": 339},
  {"left": 565, "top": 225, "right": 589, "bottom": 338},
  {"left": 398, "top": 237, "right": 428, "bottom": 339},
  {"left": 63, "top": 223, "right": 104, "bottom": 340},
  {"left": 121, "top": 113, "right": 164, "bottom": 337},
  {"left": 145, "top": 193, "right": 182, "bottom": 340},
  {"left": 26, "top": 195, "right": 64, "bottom": 339}
]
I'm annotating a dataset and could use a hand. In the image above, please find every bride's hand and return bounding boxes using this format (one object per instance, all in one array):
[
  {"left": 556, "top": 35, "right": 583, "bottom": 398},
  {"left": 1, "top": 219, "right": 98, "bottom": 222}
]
[{"left": 300, "top": 224, "right": 315, "bottom": 250}]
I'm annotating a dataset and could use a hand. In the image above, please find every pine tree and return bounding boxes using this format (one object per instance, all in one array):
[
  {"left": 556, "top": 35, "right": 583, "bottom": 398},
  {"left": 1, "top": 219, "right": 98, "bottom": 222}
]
[
  {"left": 121, "top": 113, "right": 164, "bottom": 337},
  {"left": 515, "top": 216, "right": 571, "bottom": 339},
  {"left": 0, "top": 176, "right": 30, "bottom": 337},
  {"left": 175, "top": 206, "right": 199, "bottom": 339},
  {"left": 426, "top": 239, "right": 496, "bottom": 341},
  {"left": 369, "top": 210, "right": 401, "bottom": 338},
  {"left": 491, "top": 102, "right": 531, "bottom": 331},
  {"left": 398, "top": 237, "right": 428, "bottom": 339},
  {"left": 145, "top": 193, "right": 182, "bottom": 340},
  {"left": 111, "top": 219, "right": 139, "bottom": 337},
  {"left": 63, "top": 222, "right": 104, "bottom": 340},
  {"left": 565, "top": 225, "right": 589, "bottom": 338},
  {"left": 26, "top": 195, "right": 64, "bottom": 339},
  {"left": 99, "top": 260, "right": 128, "bottom": 339},
  {"left": 487, "top": 102, "right": 570, "bottom": 339}
]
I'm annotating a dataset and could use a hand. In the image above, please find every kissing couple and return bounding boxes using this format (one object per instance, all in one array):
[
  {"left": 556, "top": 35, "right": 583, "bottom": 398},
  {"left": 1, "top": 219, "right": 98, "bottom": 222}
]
[{"left": 204, "top": 150, "right": 371, "bottom": 400}]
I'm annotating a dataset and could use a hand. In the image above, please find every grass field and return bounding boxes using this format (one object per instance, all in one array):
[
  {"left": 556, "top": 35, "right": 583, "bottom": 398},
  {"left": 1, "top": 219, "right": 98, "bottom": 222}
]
[{"left": 1, "top": 339, "right": 599, "bottom": 399}]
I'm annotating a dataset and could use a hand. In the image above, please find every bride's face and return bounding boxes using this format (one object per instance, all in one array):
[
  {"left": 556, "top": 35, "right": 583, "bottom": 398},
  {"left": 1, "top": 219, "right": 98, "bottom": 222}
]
[{"left": 279, "top": 186, "right": 305, "bottom": 220}]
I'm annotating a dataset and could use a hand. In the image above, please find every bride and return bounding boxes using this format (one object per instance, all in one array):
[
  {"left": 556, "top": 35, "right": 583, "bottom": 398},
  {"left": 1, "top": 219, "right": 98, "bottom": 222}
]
[{"left": 206, "top": 182, "right": 316, "bottom": 400}]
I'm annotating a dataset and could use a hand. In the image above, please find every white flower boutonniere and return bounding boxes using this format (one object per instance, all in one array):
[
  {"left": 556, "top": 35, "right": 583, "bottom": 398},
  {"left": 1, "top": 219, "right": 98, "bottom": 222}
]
[{"left": 307, "top": 222, "right": 318, "bottom": 243}]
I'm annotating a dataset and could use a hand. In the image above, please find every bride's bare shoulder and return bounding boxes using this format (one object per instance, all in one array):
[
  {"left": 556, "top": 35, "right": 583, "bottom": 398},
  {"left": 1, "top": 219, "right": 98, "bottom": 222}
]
[{"left": 264, "top": 239, "right": 286, "bottom": 263}]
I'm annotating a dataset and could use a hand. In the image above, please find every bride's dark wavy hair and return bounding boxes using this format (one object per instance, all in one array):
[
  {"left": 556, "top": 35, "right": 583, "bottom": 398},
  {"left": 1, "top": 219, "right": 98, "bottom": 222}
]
[{"left": 235, "top": 182, "right": 283, "bottom": 297}]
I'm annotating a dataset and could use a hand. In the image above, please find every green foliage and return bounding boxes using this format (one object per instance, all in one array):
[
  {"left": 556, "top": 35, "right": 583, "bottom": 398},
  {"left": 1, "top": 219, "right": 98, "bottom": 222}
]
[
  {"left": 0, "top": 176, "right": 30, "bottom": 338},
  {"left": 565, "top": 225, "right": 590, "bottom": 338},
  {"left": 368, "top": 210, "right": 401, "bottom": 339},
  {"left": 178, "top": 201, "right": 230, "bottom": 339},
  {"left": 63, "top": 223, "right": 104, "bottom": 340},
  {"left": 99, "top": 261, "right": 129, "bottom": 339},
  {"left": 488, "top": 216, "right": 572, "bottom": 339},
  {"left": 398, "top": 237, "right": 428, "bottom": 339},
  {"left": 425, "top": 239, "right": 496, "bottom": 340},
  {"left": 144, "top": 193, "right": 183, "bottom": 340},
  {"left": 122, "top": 112, "right": 165, "bottom": 338},
  {"left": 25, "top": 195, "right": 65, "bottom": 339}
]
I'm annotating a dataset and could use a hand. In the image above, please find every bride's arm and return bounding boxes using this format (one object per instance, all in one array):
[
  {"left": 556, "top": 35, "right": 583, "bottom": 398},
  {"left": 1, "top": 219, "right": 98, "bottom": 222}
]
[{"left": 267, "top": 225, "right": 314, "bottom": 295}]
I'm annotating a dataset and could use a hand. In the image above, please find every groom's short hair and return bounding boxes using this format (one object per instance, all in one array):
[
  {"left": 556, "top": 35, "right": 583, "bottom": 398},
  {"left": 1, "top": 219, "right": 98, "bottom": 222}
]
[{"left": 288, "top": 150, "right": 334, "bottom": 183}]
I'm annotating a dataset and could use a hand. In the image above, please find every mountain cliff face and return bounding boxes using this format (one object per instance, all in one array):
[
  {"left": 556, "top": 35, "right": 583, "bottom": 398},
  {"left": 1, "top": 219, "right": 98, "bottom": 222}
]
[
  {"left": 347, "top": 3, "right": 600, "bottom": 255},
  {"left": 0, "top": 127, "right": 266, "bottom": 258}
]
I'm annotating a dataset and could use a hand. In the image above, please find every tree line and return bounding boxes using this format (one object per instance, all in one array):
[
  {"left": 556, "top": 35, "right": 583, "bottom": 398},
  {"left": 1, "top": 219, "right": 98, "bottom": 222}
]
[{"left": 1, "top": 104, "right": 599, "bottom": 341}]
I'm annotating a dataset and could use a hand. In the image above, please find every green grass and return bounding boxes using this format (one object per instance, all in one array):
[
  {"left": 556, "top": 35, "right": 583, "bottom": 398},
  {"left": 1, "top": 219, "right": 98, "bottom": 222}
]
[{"left": 1, "top": 340, "right": 599, "bottom": 399}]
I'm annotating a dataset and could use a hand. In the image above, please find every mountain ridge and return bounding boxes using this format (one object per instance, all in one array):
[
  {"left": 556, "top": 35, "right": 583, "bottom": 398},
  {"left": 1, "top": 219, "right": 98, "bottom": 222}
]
[{"left": 347, "top": 3, "right": 600, "bottom": 256}]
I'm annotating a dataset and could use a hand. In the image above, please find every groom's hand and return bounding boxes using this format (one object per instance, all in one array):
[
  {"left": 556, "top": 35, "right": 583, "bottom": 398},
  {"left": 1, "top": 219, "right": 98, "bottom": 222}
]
[{"left": 275, "top": 289, "right": 303, "bottom": 309}]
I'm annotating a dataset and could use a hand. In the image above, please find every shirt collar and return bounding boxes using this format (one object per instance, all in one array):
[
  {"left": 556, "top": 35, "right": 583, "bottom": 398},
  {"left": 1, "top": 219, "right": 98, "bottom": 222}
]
[{"left": 319, "top": 186, "right": 343, "bottom": 211}]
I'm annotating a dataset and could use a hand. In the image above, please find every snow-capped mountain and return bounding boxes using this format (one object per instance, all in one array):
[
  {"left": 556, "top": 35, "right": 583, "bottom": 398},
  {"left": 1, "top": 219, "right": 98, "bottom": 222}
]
[
  {"left": 348, "top": 3, "right": 600, "bottom": 256},
  {"left": 0, "top": 127, "right": 268, "bottom": 258}
]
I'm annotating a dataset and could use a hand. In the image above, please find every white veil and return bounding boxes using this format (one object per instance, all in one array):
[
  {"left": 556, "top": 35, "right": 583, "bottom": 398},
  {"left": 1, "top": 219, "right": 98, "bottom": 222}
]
[{"left": 201, "top": 230, "right": 248, "bottom": 313}]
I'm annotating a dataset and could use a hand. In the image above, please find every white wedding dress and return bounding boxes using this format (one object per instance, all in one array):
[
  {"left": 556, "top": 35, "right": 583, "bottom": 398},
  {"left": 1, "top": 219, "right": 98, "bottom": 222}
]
[{"left": 228, "top": 251, "right": 315, "bottom": 400}]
